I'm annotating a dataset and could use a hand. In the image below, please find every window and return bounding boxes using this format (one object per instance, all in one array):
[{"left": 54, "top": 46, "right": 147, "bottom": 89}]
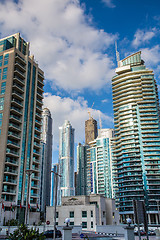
[
  {"left": 56, "top": 222, "right": 58, "bottom": 225},
  {"left": 91, "top": 221, "right": 93, "bottom": 228},
  {"left": 1, "top": 82, "right": 6, "bottom": 94},
  {"left": 56, "top": 212, "right": 58, "bottom": 218},
  {"left": 91, "top": 210, "right": 93, "bottom": 217},
  {"left": 82, "top": 211, "right": 87, "bottom": 218},
  {"left": 82, "top": 222, "right": 87, "bottom": 228},
  {"left": 0, "top": 113, "right": 3, "bottom": 127},
  {"left": 0, "top": 97, "right": 4, "bottom": 110},
  {"left": 0, "top": 56, "right": 3, "bottom": 67},
  {"left": 70, "top": 222, "right": 74, "bottom": 226},
  {"left": 70, "top": 211, "right": 74, "bottom": 218},
  {"left": 2, "top": 67, "right": 8, "bottom": 80},
  {"left": 4, "top": 54, "right": 9, "bottom": 65},
  {"left": 0, "top": 69, "right": 1, "bottom": 80},
  {"left": 103, "top": 211, "right": 105, "bottom": 218}
]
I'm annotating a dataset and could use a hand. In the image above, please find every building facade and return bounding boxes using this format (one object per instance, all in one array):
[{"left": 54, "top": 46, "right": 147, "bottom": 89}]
[
  {"left": 0, "top": 33, "right": 44, "bottom": 220},
  {"left": 46, "top": 195, "right": 119, "bottom": 231},
  {"left": 58, "top": 120, "right": 75, "bottom": 199},
  {"left": 86, "top": 129, "right": 114, "bottom": 198},
  {"left": 40, "top": 108, "right": 52, "bottom": 212},
  {"left": 112, "top": 51, "right": 160, "bottom": 223},
  {"left": 76, "top": 143, "right": 88, "bottom": 196},
  {"left": 50, "top": 163, "right": 59, "bottom": 207},
  {"left": 85, "top": 117, "right": 98, "bottom": 145}
]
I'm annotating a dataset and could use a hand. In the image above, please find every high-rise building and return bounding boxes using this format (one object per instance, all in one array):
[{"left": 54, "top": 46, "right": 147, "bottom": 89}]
[
  {"left": 40, "top": 108, "right": 52, "bottom": 212},
  {"left": 59, "top": 120, "right": 75, "bottom": 198},
  {"left": 0, "top": 33, "right": 44, "bottom": 219},
  {"left": 112, "top": 51, "right": 160, "bottom": 223},
  {"left": 50, "top": 163, "right": 59, "bottom": 207},
  {"left": 85, "top": 117, "right": 98, "bottom": 145},
  {"left": 86, "top": 128, "right": 114, "bottom": 198},
  {"left": 76, "top": 143, "right": 88, "bottom": 196}
]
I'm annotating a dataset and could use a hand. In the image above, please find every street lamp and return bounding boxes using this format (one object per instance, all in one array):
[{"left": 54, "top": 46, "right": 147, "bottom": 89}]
[
  {"left": 51, "top": 170, "right": 61, "bottom": 240},
  {"left": 24, "top": 169, "right": 33, "bottom": 225}
]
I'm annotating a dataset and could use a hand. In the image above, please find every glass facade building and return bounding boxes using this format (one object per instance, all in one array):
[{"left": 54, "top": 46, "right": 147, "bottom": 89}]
[
  {"left": 58, "top": 120, "right": 75, "bottom": 199},
  {"left": 76, "top": 143, "right": 88, "bottom": 196},
  {"left": 0, "top": 33, "right": 44, "bottom": 216},
  {"left": 87, "top": 128, "right": 114, "bottom": 198},
  {"left": 112, "top": 51, "right": 160, "bottom": 223},
  {"left": 40, "top": 108, "right": 52, "bottom": 212}
]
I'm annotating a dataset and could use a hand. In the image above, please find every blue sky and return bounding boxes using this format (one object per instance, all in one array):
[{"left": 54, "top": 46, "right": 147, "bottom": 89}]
[{"left": 0, "top": 0, "right": 160, "bottom": 164}]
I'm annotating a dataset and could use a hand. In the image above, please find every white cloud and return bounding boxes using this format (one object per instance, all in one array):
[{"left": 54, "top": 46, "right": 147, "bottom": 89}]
[
  {"left": 132, "top": 28, "right": 157, "bottom": 47},
  {"left": 0, "top": 0, "right": 116, "bottom": 91},
  {"left": 101, "top": 0, "right": 116, "bottom": 8},
  {"left": 43, "top": 93, "right": 113, "bottom": 151},
  {"left": 141, "top": 45, "right": 160, "bottom": 66}
]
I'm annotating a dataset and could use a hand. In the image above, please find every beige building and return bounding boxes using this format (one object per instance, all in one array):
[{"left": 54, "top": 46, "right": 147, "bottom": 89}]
[
  {"left": 0, "top": 33, "right": 44, "bottom": 222},
  {"left": 46, "top": 195, "right": 119, "bottom": 232}
]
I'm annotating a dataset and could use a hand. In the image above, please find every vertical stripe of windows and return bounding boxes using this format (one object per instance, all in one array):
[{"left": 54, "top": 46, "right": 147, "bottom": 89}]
[
  {"left": 0, "top": 112, "right": 3, "bottom": 126},
  {"left": 4, "top": 54, "right": 9, "bottom": 65},
  {"left": 1, "top": 82, "right": 6, "bottom": 94},
  {"left": 2, "top": 67, "right": 8, "bottom": 80},
  {"left": 0, "top": 97, "right": 4, "bottom": 110},
  {"left": 0, "top": 56, "right": 3, "bottom": 66},
  {"left": 0, "top": 69, "right": 1, "bottom": 80}
]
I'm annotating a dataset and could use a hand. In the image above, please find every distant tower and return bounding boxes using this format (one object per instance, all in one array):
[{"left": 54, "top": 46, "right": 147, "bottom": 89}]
[
  {"left": 85, "top": 117, "right": 98, "bottom": 145},
  {"left": 40, "top": 108, "right": 52, "bottom": 211},
  {"left": 59, "top": 120, "right": 75, "bottom": 198},
  {"left": 76, "top": 143, "right": 88, "bottom": 196},
  {"left": 50, "top": 163, "right": 59, "bottom": 206},
  {"left": 87, "top": 129, "right": 114, "bottom": 198}
]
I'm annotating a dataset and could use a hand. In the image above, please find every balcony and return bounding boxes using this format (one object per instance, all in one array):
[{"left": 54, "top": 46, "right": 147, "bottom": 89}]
[
  {"left": 10, "top": 106, "right": 22, "bottom": 116},
  {"left": 15, "top": 54, "right": 26, "bottom": 64},
  {"left": 33, "top": 149, "right": 40, "bottom": 156},
  {"left": 7, "top": 140, "right": 20, "bottom": 148},
  {"left": 5, "top": 157, "right": 18, "bottom": 166},
  {"left": 12, "top": 90, "right": 23, "bottom": 100},
  {"left": 9, "top": 123, "right": 21, "bottom": 131},
  {"left": 14, "top": 68, "right": 25, "bottom": 79},
  {"left": 10, "top": 114, "right": 22, "bottom": 124},
  {"left": 2, "top": 189, "right": 16, "bottom": 195},
  {"left": 15, "top": 62, "right": 26, "bottom": 72},
  {"left": 3, "top": 179, "right": 17, "bottom": 185},
  {"left": 33, "top": 157, "right": 40, "bottom": 164},
  {"left": 4, "top": 167, "right": 18, "bottom": 175},
  {"left": 8, "top": 131, "right": 20, "bottom": 140},
  {"left": 6, "top": 148, "right": 19, "bottom": 157},
  {"left": 13, "top": 83, "right": 24, "bottom": 93}
]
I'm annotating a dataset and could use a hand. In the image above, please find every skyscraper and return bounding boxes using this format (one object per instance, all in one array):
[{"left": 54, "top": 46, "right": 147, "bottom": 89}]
[
  {"left": 85, "top": 117, "right": 98, "bottom": 145},
  {"left": 0, "top": 33, "right": 44, "bottom": 218},
  {"left": 86, "top": 128, "right": 114, "bottom": 198},
  {"left": 40, "top": 108, "right": 52, "bottom": 212},
  {"left": 76, "top": 143, "right": 88, "bottom": 196},
  {"left": 59, "top": 120, "right": 75, "bottom": 198},
  {"left": 112, "top": 51, "right": 160, "bottom": 223},
  {"left": 50, "top": 163, "right": 59, "bottom": 206}
]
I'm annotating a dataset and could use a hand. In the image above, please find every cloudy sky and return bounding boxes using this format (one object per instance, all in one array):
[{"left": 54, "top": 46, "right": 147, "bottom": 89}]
[{"left": 0, "top": 0, "right": 160, "bottom": 164}]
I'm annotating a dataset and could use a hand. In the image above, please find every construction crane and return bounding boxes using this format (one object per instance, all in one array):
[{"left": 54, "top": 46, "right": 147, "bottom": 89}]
[{"left": 88, "top": 102, "right": 94, "bottom": 119}]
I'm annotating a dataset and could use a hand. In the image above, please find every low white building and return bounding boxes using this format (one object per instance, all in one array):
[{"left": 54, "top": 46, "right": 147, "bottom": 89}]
[{"left": 46, "top": 194, "right": 119, "bottom": 231}]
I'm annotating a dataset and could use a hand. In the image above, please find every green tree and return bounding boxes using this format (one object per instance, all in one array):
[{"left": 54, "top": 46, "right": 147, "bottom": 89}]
[{"left": 8, "top": 224, "right": 46, "bottom": 240}]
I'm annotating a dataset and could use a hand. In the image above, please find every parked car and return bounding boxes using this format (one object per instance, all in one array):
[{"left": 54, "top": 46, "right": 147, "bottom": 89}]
[
  {"left": 43, "top": 229, "right": 62, "bottom": 238},
  {"left": 148, "top": 230, "right": 156, "bottom": 236}
]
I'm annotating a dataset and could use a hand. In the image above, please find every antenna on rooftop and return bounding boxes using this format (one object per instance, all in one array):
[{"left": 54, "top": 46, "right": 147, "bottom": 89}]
[{"left": 115, "top": 41, "right": 120, "bottom": 67}]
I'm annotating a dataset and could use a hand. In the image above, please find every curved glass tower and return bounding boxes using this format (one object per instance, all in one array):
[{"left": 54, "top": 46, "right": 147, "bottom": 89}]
[
  {"left": 112, "top": 51, "right": 160, "bottom": 223},
  {"left": 59, "top": 120, "right": 75, "bottom": 198}
]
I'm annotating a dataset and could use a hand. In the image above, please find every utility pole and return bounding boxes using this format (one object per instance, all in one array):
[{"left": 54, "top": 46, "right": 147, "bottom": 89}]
[
  {"left": 24, "top": 169, "right": 33, "bottom": 225},
  {"left": 51, "top": 170, "right": 61, "bottom": 240}
]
